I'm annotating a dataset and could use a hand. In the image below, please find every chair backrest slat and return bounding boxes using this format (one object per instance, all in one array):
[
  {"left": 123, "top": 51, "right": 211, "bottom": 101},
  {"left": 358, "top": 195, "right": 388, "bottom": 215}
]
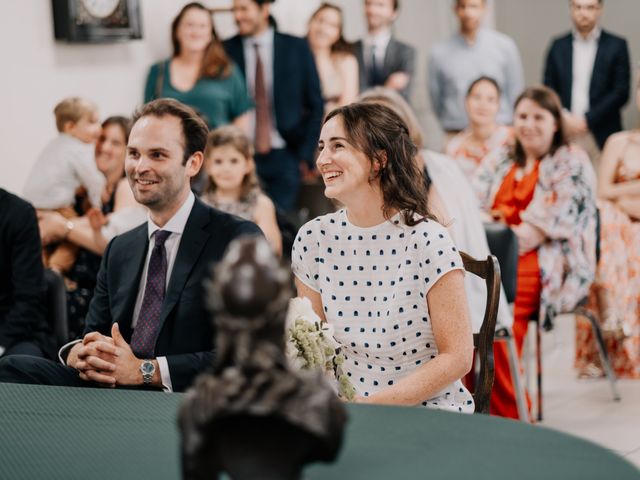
[{"left": 459, "top": 252, "right": 501, "bottom": 414}]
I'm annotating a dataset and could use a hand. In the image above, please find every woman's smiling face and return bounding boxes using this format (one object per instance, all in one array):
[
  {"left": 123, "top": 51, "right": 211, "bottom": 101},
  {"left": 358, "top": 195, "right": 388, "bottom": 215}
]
[{"left": 316, "top": 115, "right": 378, "bottom": 205}]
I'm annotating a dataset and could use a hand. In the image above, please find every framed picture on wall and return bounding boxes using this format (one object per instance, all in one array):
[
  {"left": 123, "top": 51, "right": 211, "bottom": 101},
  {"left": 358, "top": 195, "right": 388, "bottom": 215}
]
[{"left": 52, "top": 0, "right": 142, "bottom": 43}]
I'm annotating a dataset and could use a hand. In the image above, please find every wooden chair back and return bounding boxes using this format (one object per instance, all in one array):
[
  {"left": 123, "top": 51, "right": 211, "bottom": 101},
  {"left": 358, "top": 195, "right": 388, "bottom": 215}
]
[{"left": 459, "top": 252, "right": 501, "bottom": 414}]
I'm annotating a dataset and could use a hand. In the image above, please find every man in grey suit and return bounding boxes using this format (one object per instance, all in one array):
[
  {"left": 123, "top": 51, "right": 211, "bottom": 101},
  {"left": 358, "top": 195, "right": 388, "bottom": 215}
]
[{"left": 354, "top": 0, "right": 415, "bottom": 100}]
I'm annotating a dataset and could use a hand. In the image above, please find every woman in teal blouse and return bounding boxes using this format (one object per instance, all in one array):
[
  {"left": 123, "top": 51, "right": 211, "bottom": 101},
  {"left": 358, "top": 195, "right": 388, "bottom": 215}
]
[{"left": 144, "top": 2, "right": 253, "bottom": 130}]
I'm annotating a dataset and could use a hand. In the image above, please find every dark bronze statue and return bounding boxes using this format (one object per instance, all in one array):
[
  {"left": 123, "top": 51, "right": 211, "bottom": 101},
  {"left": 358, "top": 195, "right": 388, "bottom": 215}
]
[{"left": 178, "top": 237, "right": 347, "bottom": 480}]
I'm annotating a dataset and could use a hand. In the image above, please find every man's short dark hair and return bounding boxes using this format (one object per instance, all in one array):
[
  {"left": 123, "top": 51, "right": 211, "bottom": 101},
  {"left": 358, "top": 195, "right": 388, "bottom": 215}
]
[
  {"left": 132, "top": 98, "right": 209, "bottom": 165},
  {"left": 249, "top": 0, "right": 275, "bottom": 5}
]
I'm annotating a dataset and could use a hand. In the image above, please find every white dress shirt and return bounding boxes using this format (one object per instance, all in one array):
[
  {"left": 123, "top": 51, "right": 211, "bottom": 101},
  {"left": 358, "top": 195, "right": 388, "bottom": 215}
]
[
  {"left": 363, "top": 29, "right": 392, "bottom": 75},
  {"left": 571, "top": 27, "right": 601, "bottom": 117},
  {"left": 241, "top": 27, "right": 286, "bottom": 150},
  {"left": 59, "top": 192, "right": 195, "bottom": 392}
]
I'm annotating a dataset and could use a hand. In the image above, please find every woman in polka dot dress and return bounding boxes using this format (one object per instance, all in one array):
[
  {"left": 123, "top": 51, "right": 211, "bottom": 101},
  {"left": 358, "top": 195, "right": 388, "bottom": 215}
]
[{"left": 292, "top": 103, "right": 475, "bottom": 413}]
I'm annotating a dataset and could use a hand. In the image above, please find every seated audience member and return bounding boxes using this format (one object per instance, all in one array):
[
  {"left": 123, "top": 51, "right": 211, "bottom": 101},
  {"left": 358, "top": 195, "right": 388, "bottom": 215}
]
[
  {"left": 223, "top": 0, "right": 324, "bottom": 212},
  {"left": 38, "top": 117, "right": 146, "bottom": 339},
  {"left": 543, "top": 0, "right": 630, "bottom": 168},
  {"left": 355, "top": 0, "right": 415, "bottom": 100},
  {"left": 201, "top": 126, "right": 282, "bottom": 256},
  {"left": 576, "top": 82, "right": 640, "bottom": 379},
  {"left": 359, "top": 87, "right": 512, "bottom": 336},
  {"left": 22, "top": 97, "right": 105, "bottom": 275},
  {"left": 473, "top": 86, "right": 597, "bottom": 418},
  {"left": 292, "top": 103, "right": 474, "bottom": 412},
  {"left": 446, "top": 76, "right": 513, "bottom": 180},
  {"left": 144, "top": 2, "right": 253, "bottom": 132},
  {"left": 429, "top": 0, "right": 523, "bottom": 139},
  {"left": 0, "top": 99, "right": 261, "bottom": 392},
  {"left": 307, "top": 3, "right": 359, "bottom": 114},
  {"left": 0, "top": 189, "right": 54, "bottom": 360}
]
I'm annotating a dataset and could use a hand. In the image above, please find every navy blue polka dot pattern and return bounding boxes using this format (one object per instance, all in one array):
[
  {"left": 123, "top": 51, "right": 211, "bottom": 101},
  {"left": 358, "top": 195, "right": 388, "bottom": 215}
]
[{"left": 291, "top": 209, "right": 473, "bottom": 413}]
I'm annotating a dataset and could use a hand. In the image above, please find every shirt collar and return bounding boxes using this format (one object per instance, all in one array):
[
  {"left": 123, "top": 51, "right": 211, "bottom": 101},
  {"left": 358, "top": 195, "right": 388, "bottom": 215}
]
[
  {"left": 572, "top": 26, "right": 601, "bottom": 43},
  {"left": 244, "top": 27, "right": 274, "bottom": 49},
  {"left": 456, "top": 28, "right": 486, "bottom": 47},
  {"left": 147, "top": 191, "right": 195, "bottom": 240},
  {"left": 365, "top": 29, "right": 392, "bottom": 49}
]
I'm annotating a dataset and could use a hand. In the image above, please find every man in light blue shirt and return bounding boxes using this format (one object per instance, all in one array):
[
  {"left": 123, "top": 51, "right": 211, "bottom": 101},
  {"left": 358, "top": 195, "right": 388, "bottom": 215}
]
[{"left": 428, "top": 0, "right": 524, "bottom": 133}]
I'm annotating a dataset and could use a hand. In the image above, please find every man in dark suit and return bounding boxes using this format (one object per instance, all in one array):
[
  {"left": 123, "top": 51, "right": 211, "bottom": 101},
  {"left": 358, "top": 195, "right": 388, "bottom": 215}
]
[
  {"left": 544, "top": 0, "right": 630, "bottom": 165},
  {"left": 354, "top": 0, "right": 415, "bottom": 100},
  {"left": 0, "top": 99, "right": 261, "bottom": 392},
  {"left": 223, "top": 0, "right": 324, "bottom": 213},
  {"left": 0, "top": 189, "right": 54, "bottom": 360}
]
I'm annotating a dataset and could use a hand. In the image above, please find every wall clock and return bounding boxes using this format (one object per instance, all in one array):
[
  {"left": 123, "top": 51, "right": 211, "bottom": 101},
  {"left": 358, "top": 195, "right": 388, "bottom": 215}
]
[{"left": 52, "top": 0, "right": 142, "bottom": 43}]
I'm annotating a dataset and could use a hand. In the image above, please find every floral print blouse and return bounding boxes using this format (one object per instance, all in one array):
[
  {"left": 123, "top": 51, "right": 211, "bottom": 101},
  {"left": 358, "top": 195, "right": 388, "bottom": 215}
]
[{"left": 472, "top": 144, "right": 597, "bottom": 322}]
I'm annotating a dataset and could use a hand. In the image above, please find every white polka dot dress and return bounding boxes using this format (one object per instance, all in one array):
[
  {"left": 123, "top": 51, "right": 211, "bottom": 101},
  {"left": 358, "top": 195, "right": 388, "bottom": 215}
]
[{"left": 292, "top": 209, "right": 474, "bottom": 413}]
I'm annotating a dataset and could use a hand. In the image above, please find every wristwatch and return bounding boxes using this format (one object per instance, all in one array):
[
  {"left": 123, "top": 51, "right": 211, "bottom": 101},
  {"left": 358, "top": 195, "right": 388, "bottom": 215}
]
[
  {"left": 140, "top": 360, "right": 155, "bottom": 385},
  {"left": 63, "top": 220, "right": 75, "bottom": 239}
]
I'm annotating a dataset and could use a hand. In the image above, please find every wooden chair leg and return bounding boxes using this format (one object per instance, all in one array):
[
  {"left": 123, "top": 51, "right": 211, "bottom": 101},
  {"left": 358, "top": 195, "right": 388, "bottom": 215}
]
[
  {"left": 576, "top": 308, "right": 621, "bottom": 401},
  {"left": 504, "top": 330, "right": 529, "bottom": 423}
]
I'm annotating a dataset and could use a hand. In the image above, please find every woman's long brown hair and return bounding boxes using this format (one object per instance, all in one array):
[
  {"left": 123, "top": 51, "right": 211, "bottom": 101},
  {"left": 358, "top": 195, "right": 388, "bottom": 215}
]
[
  {"left": 324, "top": 103, "right": 434, "bottom": 226},
  {"left": 171, "top": 2, "right": 232, "bottom": 79}
]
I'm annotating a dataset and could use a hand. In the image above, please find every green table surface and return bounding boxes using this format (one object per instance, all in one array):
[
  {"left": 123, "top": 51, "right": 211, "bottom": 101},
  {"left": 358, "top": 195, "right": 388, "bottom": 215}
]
[{"left": 0, "top": 383, "right": 638, "bottom": 480}]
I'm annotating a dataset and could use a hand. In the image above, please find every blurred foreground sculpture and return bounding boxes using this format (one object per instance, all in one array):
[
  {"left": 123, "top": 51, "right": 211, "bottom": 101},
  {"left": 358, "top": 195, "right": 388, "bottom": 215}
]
[{"left": 178, "top": 237, "right": 347, "bottom": 480}]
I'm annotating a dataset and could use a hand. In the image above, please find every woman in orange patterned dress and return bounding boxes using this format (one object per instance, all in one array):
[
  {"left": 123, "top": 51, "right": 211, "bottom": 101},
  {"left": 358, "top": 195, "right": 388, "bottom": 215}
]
[
  {"left": 474, "top": 86, "right": 597, "bottom": 419},
  {"left": 576, "top": 85, "right": 640, "bottom": 378},
  {"left": 446, "top": 77, "right": 513, "bottom": 180}
]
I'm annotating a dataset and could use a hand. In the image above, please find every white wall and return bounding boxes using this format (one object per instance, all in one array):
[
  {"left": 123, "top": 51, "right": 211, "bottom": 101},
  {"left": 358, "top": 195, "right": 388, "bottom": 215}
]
[{"left": 0, "top": 0, "right": 465, "bottom": 194}]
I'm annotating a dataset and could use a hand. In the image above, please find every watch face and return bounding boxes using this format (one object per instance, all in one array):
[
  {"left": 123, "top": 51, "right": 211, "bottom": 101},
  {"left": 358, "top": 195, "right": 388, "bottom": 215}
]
[
  {"left": 81, "top": 0, "right": 120, "bottom": 19},
  {"left": 140, "top": 361, "right": 155, "bottom": 375}
]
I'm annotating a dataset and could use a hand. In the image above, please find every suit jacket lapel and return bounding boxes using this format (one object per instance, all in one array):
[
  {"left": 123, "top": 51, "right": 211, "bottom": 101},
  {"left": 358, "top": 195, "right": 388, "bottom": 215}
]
[
  {"left": 156, "top": 199, "right": 210, "bottom": 337},
  {"left": 383, "top": 38, "right": 397, "bottom": 78},
  {"left": 273, "top": 32, "right": 283, "bottom": 116},
  {"left": 562, "top": 35, "right": 573, "bottom": 106},
  {"left": 230, "top": 36, "right": 246, "bottom": 76},
  {"left": 118, "top": 226, "right": 149, "bottom": 340},
  {"left": 590, "top": 31, "right": 607, "bottom": 97}
]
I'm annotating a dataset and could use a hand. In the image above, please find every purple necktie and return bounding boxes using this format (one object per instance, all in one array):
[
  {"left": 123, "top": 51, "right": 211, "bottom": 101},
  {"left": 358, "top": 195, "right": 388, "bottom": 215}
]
[{"left": 131, "top": 230, "right": 171, "bottom": 359}]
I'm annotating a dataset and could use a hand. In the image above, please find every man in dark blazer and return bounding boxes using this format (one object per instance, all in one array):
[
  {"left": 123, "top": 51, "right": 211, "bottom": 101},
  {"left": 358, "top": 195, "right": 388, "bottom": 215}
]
[
  {"left": 223, "top": 0, "right": 324, "bottom": 213},
  {"left": 355, "top": 0, "right": 415, "bottom": 100},
  {"left": 544, "top": 0, "right": 630, "bottom": 162},
  {"left": 0, "top": 99, "right": 261, "bottom": 392},
  {"left": 0, "top": 189, "right": 54, "bottom": 360}
]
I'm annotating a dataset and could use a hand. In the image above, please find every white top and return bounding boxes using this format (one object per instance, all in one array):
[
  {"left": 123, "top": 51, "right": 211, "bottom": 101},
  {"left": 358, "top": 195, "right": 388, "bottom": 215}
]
[
  {"left": 241, "top": 27, "right": 286, "bottom": 150},
  {"left": 292, "top": 209, "right": 474, "bottom": 413},
  {"left": 23, "top": 134, "right": 105, "bottom": 209},
  {"left": 100, "top": 205, "right": 147, "bottom": 241},
  {"left": 424, "top": 150, "right": 512, "bottom": 330},
  {"left": 571, "top": 27, "right": 601, "bottom": 117}
]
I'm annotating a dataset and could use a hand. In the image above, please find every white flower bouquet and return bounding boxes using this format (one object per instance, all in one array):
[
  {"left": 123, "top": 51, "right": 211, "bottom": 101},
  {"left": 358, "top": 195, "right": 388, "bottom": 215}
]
[{"left": 285, "top": 297, "right": 355, "bottom": 401}]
